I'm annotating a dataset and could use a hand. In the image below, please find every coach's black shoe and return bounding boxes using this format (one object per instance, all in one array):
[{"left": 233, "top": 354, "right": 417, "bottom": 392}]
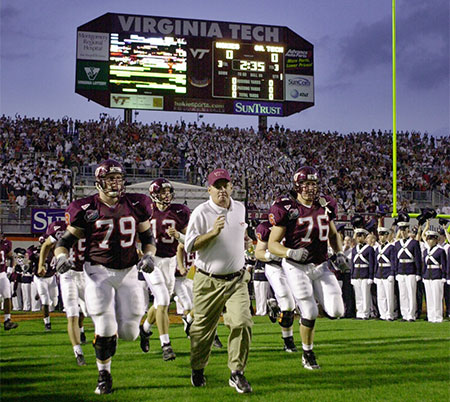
[
  {"left": 162, "top": 342, "right": 176, "bottom": 361},
  {"left": 302, "top": 350, "right": 320, "bottom": 370},
  {"left": 95, "top": 370, "right": 112, "bottom": 395},
  {"left": 283, "top": 336, "right": 298, "bottom": 353},
  {"left": 80, "top": 331, "right": 86, "bottom": 344},
  {"left": 182, "top": 315, "right": 192, "bottom": 338},
  {"left": 139, "top": 325, "right": 152, "bottom": 353},
  {"left": 191, "top": 369, "right": 206, "bottom": 387},
  {"left": 4, "top": 319, "right": 18, "bottom": 331},
  {"left": 76, "top": 353, "right": 86, "bottom": 366},
  {"left": 44, "top": 323, "right": 51, "bottom": 331},
  {"left": 267, "top": 299, "right": 280, "bottom": 323},
  {"left": 212, "top": 334, "right": 223, "bottom": 349},
  {"left": 229, "top": 371, "right": 252, "bottom": 393}
]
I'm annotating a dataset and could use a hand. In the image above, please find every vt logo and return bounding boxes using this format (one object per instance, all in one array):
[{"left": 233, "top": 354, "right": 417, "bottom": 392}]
[{"left": 84, "top": 67, "right": 100, "bottom": 81}]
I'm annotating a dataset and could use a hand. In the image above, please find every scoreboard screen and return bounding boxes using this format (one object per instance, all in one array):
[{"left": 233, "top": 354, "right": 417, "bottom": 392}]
[
  {"left": 76, "top": 13, "right": 314, "bottom": 117},
  {"left": 213, "top": 42, "right": 284, "bottom": 101}
]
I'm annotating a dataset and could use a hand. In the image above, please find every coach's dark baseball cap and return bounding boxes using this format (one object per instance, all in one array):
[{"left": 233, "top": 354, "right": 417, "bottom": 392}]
[{"left": 208, "top": 168, "right": 231, "bottom": 186}]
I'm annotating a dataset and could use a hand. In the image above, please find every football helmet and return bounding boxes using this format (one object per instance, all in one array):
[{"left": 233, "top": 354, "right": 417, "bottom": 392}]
[
  {"left": 95, "top": 159, "right": 125, "bottom": 198},
  {"left": 149, "top": 178, "right": 174, "bottom": 206},
  {"left": 293, "top": 166, "right": 319, "bottom": 201}
]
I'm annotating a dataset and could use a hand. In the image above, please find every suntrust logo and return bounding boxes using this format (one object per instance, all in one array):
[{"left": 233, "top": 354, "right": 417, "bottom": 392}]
[{"left": 234, "top": 101, "right": 283, "bottom": 116}]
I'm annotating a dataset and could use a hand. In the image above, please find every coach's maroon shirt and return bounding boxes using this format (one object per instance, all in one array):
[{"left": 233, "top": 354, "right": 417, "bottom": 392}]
[
  {"left": 150, "top": 203, "right": 190, "bottom": 258},
  {"left": 269, "top": 194, "right": 338, "bottom": 265},
  {"left": 66, "top": 193, "right": 152, "bottom": 269}
]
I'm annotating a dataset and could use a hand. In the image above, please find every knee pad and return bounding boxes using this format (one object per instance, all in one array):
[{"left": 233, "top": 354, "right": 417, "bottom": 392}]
[
  {"left": 278, "top": 310, "right": 294, "bottom": 328},
  {"left": 301, "top": 318, "right": 316, "bottom": 329},
  {"left": 93, "top": 335, "right": 117, "bottom": 361}
]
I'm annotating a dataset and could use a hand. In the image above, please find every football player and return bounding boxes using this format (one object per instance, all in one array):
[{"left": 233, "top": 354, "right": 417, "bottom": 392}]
[
  {"left": 0, "top": 231, "right": 18, "bottom": 330},
  {"left": 268, "top": 166, "right": 345, "bottom": 370},
  {"left": 40, "top": 219, "right": 88, "bottom": 365},
  {"left": 254, "top": 220, "right": 298, "bottom": 353},
  {"left": 54, "top": 159, "right": 156, "bottom": 395},
  {"left": 393, "top": 213, "right": 422, "bottom": 321},
  {"left": 139, "top": 178, "right": 190, "bottom": 361},
  {"left": 37, "top": 232, "right": 60, "bottom": 330}
]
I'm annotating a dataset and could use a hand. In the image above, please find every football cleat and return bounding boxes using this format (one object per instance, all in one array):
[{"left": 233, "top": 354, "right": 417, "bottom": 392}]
[
  {"left": 267, "top": 299, "right": 280, "bottom": 323},
  {"left": 139, "top": 325, "right": 152, "bottom": 353},
  {"left": 80, "top": 331, "right": 87, "bottom": 345},
  {"left": 229, "top": 371, "right": 252, "bottom": 393},
  {"left": 95, "top": 370, "right": 113, "bottom": 395},
  {"left": 4, "top": 320, "right": 18, "bottom": 331},
  {"left": 212, "top": 334, "right": 223, "bottom": 349},
  {"left": 182, "top": 315, "right": 192, "bottom": 338},
  {"left": 283, "top": 336, "right": 298, "bottom": 353},
  {"left": 302, "top": 350, "right": 320, "bottom": 370},
  {"left": 76, "top": 353, "right": 86, "bottom": 366},
  {"left": 191, "top": 369, "right": 206, "bottom": 387},
  {"left": 162, "top": 343, "right": 176, "bottom": 361},
  {"left": 44, "top": 323, "right": 52, "bottom": 331}
]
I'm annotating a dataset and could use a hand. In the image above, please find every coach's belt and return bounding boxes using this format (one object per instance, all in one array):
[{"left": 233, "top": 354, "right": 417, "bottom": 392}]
[{"left": 197, "top": 268, "right": 243, "bottom": 281}]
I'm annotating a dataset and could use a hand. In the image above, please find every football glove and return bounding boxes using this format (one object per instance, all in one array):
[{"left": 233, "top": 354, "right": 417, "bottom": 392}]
[
  {"left": 137, "top": 253, "right": 155, "bottom": 274},
  {"left": 55, "top": 254, "right": 74, "bottom": 274},
  {"left": 287, "top": 247, "right": 309, "bottom": 262}
]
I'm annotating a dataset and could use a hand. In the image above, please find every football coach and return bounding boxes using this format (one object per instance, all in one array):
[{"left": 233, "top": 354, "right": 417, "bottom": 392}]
[{"left": 185, "top": 168, "right": 253, "bottom": 394}]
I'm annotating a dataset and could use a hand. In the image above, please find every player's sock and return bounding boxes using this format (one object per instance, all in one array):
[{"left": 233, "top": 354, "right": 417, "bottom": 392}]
[
  {"left": 302, "top": 343, "right": 313, "bottom": 351},
  {"left": 4, "top": 314, "right": 11, "bottom": 322},
  {"left": 143, "top": 321, "right": 152, "bottom": 333},
  {"left": 186, "top": 312, "right": 193, "bottom": 323},
  {"left": 44, "top": 317, "right": 50, "bottom": 324},
  {"left": 160, "top": 334, "right": 170, "bottom": 346},
  {"left": 281, "top": 328, "right": 293, "bottom": 338},
  {"left": 97, "top": 360, "right": 111, "bottom": 373},
  {"left": 73, "top": 344, "right": 83, "bottom": 356},
  {"left": 80, "top": 326, "right": 85, "bottom": 334}
]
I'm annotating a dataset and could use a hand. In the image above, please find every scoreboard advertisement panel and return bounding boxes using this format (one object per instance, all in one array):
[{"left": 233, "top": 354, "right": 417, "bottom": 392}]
[{"left": 76, "top": 13, "right": 314, "bottom": 117}]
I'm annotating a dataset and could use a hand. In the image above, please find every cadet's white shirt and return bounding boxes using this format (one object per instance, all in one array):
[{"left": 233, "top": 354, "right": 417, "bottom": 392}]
[{"left": 185, "top": 197, "right": 247, "bottom": 275}]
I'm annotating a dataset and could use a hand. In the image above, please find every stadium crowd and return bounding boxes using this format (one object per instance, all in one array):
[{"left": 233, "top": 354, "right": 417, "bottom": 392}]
[{"left": 0, "top": 114, "right": 449, "bottom": 215}]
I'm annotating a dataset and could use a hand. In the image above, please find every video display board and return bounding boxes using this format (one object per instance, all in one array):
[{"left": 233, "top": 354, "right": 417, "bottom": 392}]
[{"left": 76, "top": 13, "right": 314, "bottom": 116}]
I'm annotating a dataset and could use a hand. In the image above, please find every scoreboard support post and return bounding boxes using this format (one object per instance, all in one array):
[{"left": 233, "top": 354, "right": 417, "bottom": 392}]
[
  {"left": 124, "top": 109, "right": 133, "bottom": 124},
  {"left": 258, "top": 116, "right": 268, "bottom": 133}
]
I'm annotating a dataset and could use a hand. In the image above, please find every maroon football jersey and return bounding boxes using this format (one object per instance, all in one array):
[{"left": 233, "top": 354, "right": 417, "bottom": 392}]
[
  {"left": 43, "top": 220, "right": 68, "bottom": 277},
  {"left": 269, "top": 194, "right": 338, "bottom": 264},
  {"left": 69, "top": 238, "right": 86, "bottom": 272},
  {"left": 0, "top": 239, "right": 12, "bottom": 273},
  {"left": 26, "top": 245, "right": 40, "bottom": 275},
  {"left": 66, "top": 193, "right": 152, "bottom": 269},
  {"left": 255, "top": 220, "right": 271, "bottom": 243},
  {"left": 175, "top": 249, "right": 195, "bottom": 277},
  {"left": 150, "top": 203, "right": 190, "bottom": 258}
]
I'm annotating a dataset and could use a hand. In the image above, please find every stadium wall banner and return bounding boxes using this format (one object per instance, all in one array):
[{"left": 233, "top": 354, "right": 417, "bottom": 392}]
[
  {"left": 31, "top": 208, "right": 66, "bottom": 234},
  {"left": 173, "top": 98, "right": 226, "bottom": 113}
]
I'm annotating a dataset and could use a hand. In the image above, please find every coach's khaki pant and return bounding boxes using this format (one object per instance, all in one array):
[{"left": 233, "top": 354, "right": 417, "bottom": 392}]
[{"left": 190, "top": 270, "right": 253, "bottom": 372}]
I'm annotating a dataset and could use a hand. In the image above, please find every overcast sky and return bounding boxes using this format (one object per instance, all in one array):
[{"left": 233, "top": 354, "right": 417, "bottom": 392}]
[{"left": 1, "top": 0, "right": 448, "bottom": 136}]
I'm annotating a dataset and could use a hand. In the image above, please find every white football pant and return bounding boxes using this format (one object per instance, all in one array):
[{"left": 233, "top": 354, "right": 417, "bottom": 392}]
[
  {"left": 60, "top": 270, "right": 86, "bottom": 318},
  {"left": 253, "top": 280, "right": 270, "bottom": 316},
  {"left": 84, "top": 263, "right": 144, "bottom": 340},
  {"left": 174, "top": 276, "right": 193, "bottom": 312},
  {"left": 34, "top": 275, "right": 58, "bottom": 306},
  {"left": 142, "top": 256, "right": 176, "bottom": 308}
]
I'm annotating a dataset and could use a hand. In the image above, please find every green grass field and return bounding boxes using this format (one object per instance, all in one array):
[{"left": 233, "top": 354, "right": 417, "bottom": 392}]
[{"left": 1, "top": 313, "right": 449, "bottom": 402}]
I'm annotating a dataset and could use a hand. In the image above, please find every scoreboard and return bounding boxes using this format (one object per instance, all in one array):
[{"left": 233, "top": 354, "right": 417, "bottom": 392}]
[{"left": 76, "top": 13, "right": 314, "bottom": 117}]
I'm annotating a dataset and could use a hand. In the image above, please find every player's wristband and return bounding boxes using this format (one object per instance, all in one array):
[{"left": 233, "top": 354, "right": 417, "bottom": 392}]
[{"left": 178, "top": 233, "right": 185, "bottom": 244}]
